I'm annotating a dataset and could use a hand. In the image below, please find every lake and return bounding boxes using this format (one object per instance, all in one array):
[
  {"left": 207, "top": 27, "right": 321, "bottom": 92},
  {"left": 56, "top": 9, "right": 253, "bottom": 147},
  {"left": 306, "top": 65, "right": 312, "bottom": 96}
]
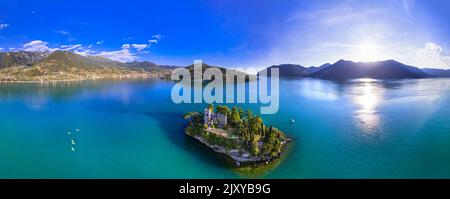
[{"left": 0, "top": 78, "right": 449, "bottom": 178}]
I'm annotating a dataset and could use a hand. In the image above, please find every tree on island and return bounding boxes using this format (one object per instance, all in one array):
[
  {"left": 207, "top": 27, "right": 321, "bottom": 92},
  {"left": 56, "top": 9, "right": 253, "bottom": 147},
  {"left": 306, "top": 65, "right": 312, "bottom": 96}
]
[
  {"left": 230, "top": 106, "right": 241, "bottom": 126},
  {"left": 261, "top": 127, "right": 283, "bottom": 159},
  {"left": 215, "top": 105, "right": 231, "bottom": 117},
  {"left": 251, "top": 134, "right": 261, "bottom": 156}
]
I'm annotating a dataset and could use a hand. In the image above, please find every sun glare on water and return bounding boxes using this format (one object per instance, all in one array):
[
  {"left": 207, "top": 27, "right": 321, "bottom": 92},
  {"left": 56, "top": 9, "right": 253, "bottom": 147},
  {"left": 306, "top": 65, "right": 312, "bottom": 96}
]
[{"left": 352, "top": 80, "right": 384, "bottom": 134}]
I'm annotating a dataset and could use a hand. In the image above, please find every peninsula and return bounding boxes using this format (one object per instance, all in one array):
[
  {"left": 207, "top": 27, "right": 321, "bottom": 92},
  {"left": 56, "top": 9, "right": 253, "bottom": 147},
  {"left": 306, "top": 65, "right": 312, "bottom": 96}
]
[{"left": 184, "top": 104, "right": 291, "bottom": 167}]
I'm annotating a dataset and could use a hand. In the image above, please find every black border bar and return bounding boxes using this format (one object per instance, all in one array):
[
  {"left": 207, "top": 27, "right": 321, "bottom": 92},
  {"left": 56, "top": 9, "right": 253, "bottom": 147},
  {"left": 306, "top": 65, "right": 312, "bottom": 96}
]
[{"left": 1, "top": 179, "right": 449, "bottom": 197}]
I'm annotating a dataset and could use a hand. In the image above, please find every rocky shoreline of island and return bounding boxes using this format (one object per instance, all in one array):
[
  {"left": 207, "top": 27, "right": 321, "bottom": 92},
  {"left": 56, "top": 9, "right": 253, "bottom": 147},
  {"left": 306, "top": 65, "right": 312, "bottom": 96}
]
[
  {"left": 186, "top": 132, "right": 291, "bottom": 167},
  {"left": 184, "top": 104, "right": 291, "bottom": 167}
]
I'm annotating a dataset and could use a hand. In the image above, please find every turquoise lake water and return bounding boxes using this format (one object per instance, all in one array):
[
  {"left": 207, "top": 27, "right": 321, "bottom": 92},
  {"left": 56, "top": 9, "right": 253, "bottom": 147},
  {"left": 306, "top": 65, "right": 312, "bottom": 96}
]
[{"left": 0, "top": 78, "right": 449, "bottom": 178}]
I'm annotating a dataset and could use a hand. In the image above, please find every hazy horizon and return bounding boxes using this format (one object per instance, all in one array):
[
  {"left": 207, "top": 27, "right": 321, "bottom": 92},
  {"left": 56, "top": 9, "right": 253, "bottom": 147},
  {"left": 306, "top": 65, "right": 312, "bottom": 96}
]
[{"left": 1, "top": 0, "right": 449, "bottom": 71}]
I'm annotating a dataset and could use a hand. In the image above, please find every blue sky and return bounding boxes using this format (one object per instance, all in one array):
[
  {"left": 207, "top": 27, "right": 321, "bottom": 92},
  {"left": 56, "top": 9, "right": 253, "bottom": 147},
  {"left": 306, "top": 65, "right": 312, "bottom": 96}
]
[{"left": 0, "top": 0, "right": 449, "bottom": 71}]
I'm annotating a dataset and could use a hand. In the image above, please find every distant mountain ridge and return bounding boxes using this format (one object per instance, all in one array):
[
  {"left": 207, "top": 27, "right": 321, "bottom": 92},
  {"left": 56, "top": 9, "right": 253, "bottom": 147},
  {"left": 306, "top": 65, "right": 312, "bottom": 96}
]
[
  {"left": 258, "top": 59, "right": 441, "bottom": 80},
  {"left": 1, "top": 50, "right": 449, "bottom": 81},
  {"left": 0, "top": 50, "right": 253, "bottom": 82},
  {"left": 0, "top": 51, "right": 49, "bottom": 69},
  {"left": 421, "top": 68, "right": 450, "bottom": 77},
  {"left": 305, "top": 63, "right": 331, "bottom": 74},
  {"left": 310, "top": 59, "right": 429, "bottom": 80},
  {"left": 0, "top": 51, "right": 171, "bottom": 81},
  {"left": 258, "top": 63, "right": 332, "bottom": 77}
]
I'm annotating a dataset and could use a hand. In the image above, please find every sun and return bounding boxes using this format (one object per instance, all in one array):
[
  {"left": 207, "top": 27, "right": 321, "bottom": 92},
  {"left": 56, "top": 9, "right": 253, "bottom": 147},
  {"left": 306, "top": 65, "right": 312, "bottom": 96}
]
[{"left": 355, "top": 41, "right": 380, "bottom": 62}]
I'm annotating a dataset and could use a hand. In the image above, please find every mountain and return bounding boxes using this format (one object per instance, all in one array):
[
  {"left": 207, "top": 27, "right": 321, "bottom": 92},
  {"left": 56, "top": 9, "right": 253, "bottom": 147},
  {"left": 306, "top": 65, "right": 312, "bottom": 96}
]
[
  {"left": 305, "top": 63, "right": 331, "bottom": 75},
  {"left": 124, "top": 61, "right": 178, "bottom": 72},
  {"left": 185, "top": 63, "right": 251, "bottom": 81},
  {"left": 310, "top": 59, "right": 429, "bottom": 80},
  {"left": 258, "top": 63, "right": 331, "bottom": 78},
  {"left": 2, "top": 50, "right": 446, "bottom": 82},
  {"left": 421, "top": 68, "right": 450, "bottom": 77},
  {"left": 0, "top": 51, "right": 49, "bottom": 69},
  {"left": 0, "top": 51, "right": 155, "bottom": 81},
  {"left": 258, "top": 64, "right": 307, "bottom": 77}
]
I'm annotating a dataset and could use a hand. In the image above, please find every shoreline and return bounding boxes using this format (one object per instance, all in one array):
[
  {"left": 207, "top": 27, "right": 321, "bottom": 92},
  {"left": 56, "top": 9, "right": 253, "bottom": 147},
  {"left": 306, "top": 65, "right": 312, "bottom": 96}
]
[{"left": 0, "top": 73, "right": 169, "bottom": 84}]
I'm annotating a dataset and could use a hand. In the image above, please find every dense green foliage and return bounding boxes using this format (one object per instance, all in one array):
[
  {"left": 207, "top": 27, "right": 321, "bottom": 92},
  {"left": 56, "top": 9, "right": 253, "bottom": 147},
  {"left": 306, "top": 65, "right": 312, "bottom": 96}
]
[
  {"left": 215, "top": 105, "right": 231, "bottom": 117},
  {"left": 185, "top": 105, "right": 288, "bottom": 160}
]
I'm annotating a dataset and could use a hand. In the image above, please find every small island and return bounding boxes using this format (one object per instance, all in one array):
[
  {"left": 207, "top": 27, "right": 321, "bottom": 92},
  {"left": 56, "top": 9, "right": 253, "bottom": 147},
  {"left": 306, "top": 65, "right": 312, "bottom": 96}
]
[{"left": 184, "top": 104, "right": 291, "bottom": 168}]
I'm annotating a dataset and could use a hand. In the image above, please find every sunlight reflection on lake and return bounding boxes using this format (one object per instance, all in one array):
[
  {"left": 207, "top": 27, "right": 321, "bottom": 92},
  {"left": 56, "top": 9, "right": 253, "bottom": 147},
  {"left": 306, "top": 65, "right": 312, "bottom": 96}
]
[
  {"left": 351, "top": 79, "right": 383, "bottom": 134},
  {"left": 297, "top": 79, "right": 339, "bottom": 101}
]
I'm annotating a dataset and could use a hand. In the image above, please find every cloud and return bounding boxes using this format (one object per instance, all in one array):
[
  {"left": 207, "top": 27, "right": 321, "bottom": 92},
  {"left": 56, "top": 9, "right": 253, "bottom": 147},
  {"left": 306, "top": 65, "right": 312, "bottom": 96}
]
[
  {"left": 0, "top": 24, "right": 10, "bottom": 30},
  {"left": 55, "top": 30, "right": 69, "bottom": 35},
  {"left": 118, "top": 36, "right": 161, "bottom": 51},
  {"left": 152, "top": 34, "right": 162, "bottom": 40},
  {"left": 131, "top": 44, "right": 148, "bottom": 51},
  {"left": 96, "top": 40, "right": 104, "bottom": 45},
  {"left": 73, "top": 48, "right": 96, "bottom": 56},
  {"left": 74, "top": 43, "right": 139, "bottom": 62},
  {"left": 73, "top": 46, "right": 137, "bottom": 63},
  {"left": 17, "top": 40, "right": 139, "bottom": 63},
  {"left": 121, "top": 43, "right": 148, "bottom": 51},
  {"left": 96, "top": 49, "right": 136, "bottom": 62},
  {"left": 74, "top": 48, "right": 137, "bottom": 63},
  {"left": 22, "top": 40, "right": 82, "bottom": 52},
  {"left": 0, "top": 48, "right": 3, "bottom": 51},
  {"left": 416, "top": 43, "right": 450, "bottom": 68},
  {"left": 287, "top": 6, "right": 381, "bottom": 27},
  {"left": 55, "top": 30, "right": 76, "bottom": 41},
  {"left": 23, "top": 40, "right": 57, "bottom": 52},
  {"left": 78, "top": 39, "right": 160, "bottom": 62},
  {"left": 423, "top": 43, "right": 442, "bottom": 55},
  {"left": 60, "top": 44, "right": 82, "bottom": 51},
  {"left": 148, "top": 35, "right": 162, "bottom": 46},
  {"left": 402, "top": 0, "right": 415, "bottom": 17}
]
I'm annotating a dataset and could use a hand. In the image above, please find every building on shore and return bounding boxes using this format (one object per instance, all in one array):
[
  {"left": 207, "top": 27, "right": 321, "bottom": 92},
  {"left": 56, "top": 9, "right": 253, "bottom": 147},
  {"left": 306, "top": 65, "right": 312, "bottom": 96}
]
[{"left": 204, "top": 108, "right": 227, "bottom": 128}]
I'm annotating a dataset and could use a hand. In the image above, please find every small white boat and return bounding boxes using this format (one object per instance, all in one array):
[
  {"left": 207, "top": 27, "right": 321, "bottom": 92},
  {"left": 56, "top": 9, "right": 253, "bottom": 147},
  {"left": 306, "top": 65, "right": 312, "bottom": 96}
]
[
  {"left": 71, "top": 147, "right": 75, "bottom": 152},
  {"left": 75, "top": 129, "right": 80, "bottom": 132},
  {"left": 67, "top": 131, "right": 72, "bottom": 135},
  {"left": 290, "top": 119, "right": 295, "bottom": 124},
  {"left": 71, "top": 139, "right": 76, "bottom": 145}
]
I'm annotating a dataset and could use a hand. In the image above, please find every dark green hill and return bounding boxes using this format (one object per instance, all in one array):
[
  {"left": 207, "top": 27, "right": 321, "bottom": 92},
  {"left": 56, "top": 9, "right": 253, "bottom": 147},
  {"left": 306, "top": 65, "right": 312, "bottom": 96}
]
[
  {"left": 258, "top": 64, "right": 307, "bottom": 77},
  {"left": 185, "top": 63, "right": 251, "bottom": 81},
  {"left": 125, "top": 61, "right": 176, "bottom": 72}
]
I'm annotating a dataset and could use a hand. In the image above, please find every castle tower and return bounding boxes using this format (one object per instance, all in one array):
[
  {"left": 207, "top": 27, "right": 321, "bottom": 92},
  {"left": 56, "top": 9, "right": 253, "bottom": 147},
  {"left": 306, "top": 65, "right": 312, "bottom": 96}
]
[{"left": 204, "top": 108, "right": 213, "bottom": 127}]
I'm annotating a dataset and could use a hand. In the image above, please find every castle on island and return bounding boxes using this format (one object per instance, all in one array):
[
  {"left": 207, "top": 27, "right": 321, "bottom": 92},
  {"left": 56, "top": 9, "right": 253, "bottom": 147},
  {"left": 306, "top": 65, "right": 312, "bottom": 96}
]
[{"left": 204, "top": 108, "right": 227, "bottom": 128}]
